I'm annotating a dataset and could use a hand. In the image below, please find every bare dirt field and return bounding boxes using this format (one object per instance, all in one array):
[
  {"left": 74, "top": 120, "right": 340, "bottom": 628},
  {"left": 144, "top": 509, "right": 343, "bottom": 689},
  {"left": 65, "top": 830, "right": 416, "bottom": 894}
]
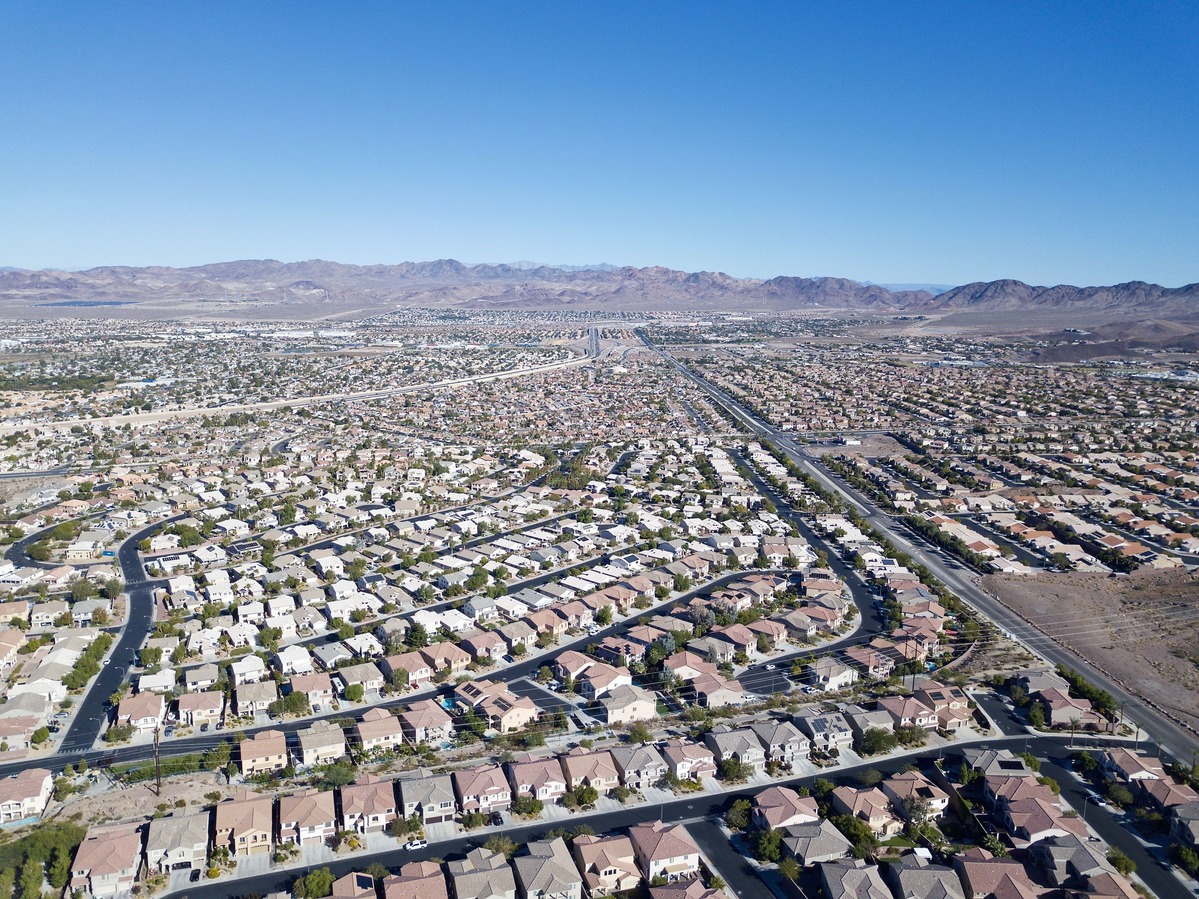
[
  {"left": 805, "top": 433, "right": 908, "bottom": 459},
  {"left": 0, "top": 474, "right": 61, "bottom": 511},
  {"left": 47, "top": 770, "right": 238, "bottom": 828},
  {"left": 982, "top": 568, "right": 1199, "bottom": 734}
]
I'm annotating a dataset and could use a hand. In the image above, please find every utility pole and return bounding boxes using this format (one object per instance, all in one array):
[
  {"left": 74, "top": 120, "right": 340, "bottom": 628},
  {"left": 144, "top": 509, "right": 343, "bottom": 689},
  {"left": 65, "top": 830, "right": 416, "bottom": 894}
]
[{"left": 153, "top": 725, "right": 162, "bottom": 797}]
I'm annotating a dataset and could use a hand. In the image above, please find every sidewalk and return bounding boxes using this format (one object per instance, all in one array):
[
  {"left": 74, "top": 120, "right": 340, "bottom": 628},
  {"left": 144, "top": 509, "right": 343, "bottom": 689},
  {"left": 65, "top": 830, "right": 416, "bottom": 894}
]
[{"left": 164, "top": 712, "right": 1010, "bottom": 898}]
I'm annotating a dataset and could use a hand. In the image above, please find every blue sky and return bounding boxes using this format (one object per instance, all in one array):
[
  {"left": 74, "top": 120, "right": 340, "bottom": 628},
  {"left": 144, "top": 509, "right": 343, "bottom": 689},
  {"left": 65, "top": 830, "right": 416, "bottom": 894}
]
[{"left": 2, "top": 2, "right": 1196, "bottom": 286}]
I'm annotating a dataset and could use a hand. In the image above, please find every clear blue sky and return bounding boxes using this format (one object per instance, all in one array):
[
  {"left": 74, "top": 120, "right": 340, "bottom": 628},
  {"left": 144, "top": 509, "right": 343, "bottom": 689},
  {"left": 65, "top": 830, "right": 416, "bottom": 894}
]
[{"left": 2, "top": 1, "right": 1196, "bottom": 286}]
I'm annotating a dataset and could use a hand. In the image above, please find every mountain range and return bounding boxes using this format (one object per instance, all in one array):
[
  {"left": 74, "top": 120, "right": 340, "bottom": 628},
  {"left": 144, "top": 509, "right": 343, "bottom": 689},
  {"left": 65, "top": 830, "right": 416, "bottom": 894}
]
[{"left": 0, "top": 259, "right": 1195, "bottom": 316}]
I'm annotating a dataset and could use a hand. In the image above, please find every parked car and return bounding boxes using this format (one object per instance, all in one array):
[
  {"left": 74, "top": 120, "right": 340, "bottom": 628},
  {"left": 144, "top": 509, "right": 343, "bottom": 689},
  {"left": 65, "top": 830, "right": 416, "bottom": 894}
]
[
  {"left": 490, "top": 811, "right": 503, "bottom": 826},
  {"left": 189, "top": 869, "right": 202, "bottom": 883},
  {"left": 405, "top": 839, "right": 428, "bottom": 851}
]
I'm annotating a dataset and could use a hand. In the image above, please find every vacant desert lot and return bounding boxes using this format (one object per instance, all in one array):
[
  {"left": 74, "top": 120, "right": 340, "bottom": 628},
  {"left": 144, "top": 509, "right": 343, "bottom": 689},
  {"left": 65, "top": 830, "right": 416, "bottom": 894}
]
[{"left": 983, "top": 569, "right": 1199, "bottom": 734}]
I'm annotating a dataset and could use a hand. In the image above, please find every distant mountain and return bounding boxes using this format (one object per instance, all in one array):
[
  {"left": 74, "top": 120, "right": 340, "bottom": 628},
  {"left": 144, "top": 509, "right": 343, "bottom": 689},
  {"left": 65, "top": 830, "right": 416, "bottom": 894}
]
[{"left": 0, "top": 259, "right": 1194, "bottom": 316}]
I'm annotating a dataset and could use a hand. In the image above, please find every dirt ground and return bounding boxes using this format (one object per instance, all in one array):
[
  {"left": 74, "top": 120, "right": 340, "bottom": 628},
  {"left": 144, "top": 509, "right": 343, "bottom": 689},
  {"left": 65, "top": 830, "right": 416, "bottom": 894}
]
[
  {"left": 0, "top": 474, "right": 61, "bottom": 511},
  {"left": 805, "top": 433, "right": 909, "bottom": 459},
  {"left": 47, "top": 770, "right": 239, "bottom": 828},
  {"left": 982, "top": 568, "right": 1199, "bottom": 734}
]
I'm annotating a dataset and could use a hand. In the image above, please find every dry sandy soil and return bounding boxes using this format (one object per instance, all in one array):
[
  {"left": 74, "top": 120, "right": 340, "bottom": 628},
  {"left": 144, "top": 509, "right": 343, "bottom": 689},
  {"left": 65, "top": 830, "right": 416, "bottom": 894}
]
[
  {"left": 805, "top": 433, "right": 908, "bottom": 458},
  {"left": 0, "top": 474, "right": 62, "bottom": 511},
  {"left": 46, "top": 770, "right": 238, "bottom": 829},
  {"left": 982, "top": 568, "right": 1199, "bottom": 734}
]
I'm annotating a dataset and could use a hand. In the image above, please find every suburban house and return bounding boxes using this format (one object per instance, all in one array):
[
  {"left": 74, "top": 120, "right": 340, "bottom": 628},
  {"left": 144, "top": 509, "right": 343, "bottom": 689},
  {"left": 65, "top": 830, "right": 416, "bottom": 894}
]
[
  {"left": 560, "top": 748, "right": 620, "bottom": 793},
  {"left": 381, "top": 651, "right": 434, "bottom": 688},
  {"left": 115, "top": 692, "right": 165, "bottom": 735},
  {"left": 749, "top": 719, "right": 810, "bottom": 767},
  {"left": 234, "top": 680, "right": 278, "bottom": 717},
  {"left": 214, "top": 793, "right": 275, "bottom": 856},
  {"left": 0, "top": 767, "right": 52, "bottom": 825},
  {"left": 383, "top": 862, "right": 449, "bottom": 899},
  {"left": 820, "top": 859, "right": 891, "bottom": 899},
  {"left": 610, "top": 744, "right": 669, "bottom": 791},
  {"left": 70, "top": 823, "right": 145, "bottom": 899},
  {"left": 1036, "top": 688, "right": 1105, "bottom": 729},
  {"left": 399, "top": 771, "right": 458, "bottom": 824},
  {"left": 354, "top": 707, "right": 406, "bottom": 753},
  {"left": 278, "top": 788, "right": 338, "bottom": 846},
  {"left": 454, "top": 763, "right": 513, "bottom": 813},
  {"left": 447, "top": 847, "right": 518, "bottom": 899},
  {"left": 601, "top": 684, "right": 658, "bottom": 725},
  {"left": 913, "top": 682, "right": 973, "bottom": 731},
  {"left": 399, "top": 698, "right": 455, "bottom": 745},
  {"left": 876, "top": 695, "right": 939, "bottom": 731},
  {"left": 239, "top": 729, "right": 289, "bottom": 775},
  {"left": 420, "top": 641, "right": 472, "bottom": 676},
  {"left": 628, "top": 821, "right": 700, "bottom": 883},
  {"left": 808, "top": 657, "right": 859, "bottom": 692},
  {"left": 751, "top": 785, "right": 820, "bottom": 831},
  {"left": 659, "top": 740, "right": 717, "bottom": 783},
  {"left": 508, "top": 757, "right": 569, "bottom": 804},
  {"left": 882, "top": 770, "right": 950, "bottom": 820},
  {"left": 289, "top": 672, "right": 336, "bottom": 709},
  {"left": 830, "top": 786, "right": 904, "bottom": 837},
  {"left": 514, "top": 838, "right": 584, "bottom": 899},
  {"left": 780, "top": 819, "right": 852, "bottom": 867},
  {"left": 703, "top": 725, "right": 766, "bottom": 770},
  {"left": 571, "top": 834, "right": 641, "bottom": 898},
  {"left": 146, "top": 812, "right": 209, "bottom": 874},
  {"left": 296, "top": 720, "right": 347, "bottom": 767},
  {"left": 341, "top": 774, "right": 399, "bottom": 833},
  {"left": 177, "top": 691, "right": 224, "bottom": 728}
]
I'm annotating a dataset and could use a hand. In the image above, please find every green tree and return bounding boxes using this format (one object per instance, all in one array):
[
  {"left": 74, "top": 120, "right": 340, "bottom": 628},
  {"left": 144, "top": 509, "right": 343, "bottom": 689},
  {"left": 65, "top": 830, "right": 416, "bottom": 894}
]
[
  {"left": 858, "top": 727, "right": 898, "bottom": 756},
  {"left": 627, "top": 723, "right": 652, "bottom": 744},
  {"left": 48, "top": 845, "right": 72, "bottom": 890},
  {"left": 1105, "top": 781, "right": 1135, "bottom": 808},
  {"left": 831, "top": 814, "right": 879, "bottom": 858},
  {"left": 753, "top": 828, "right": 783, "bottom": 862},
  {"left": 139, "top": 646, "right": 163, "bottom": 668},
  {"left": 294, "top": 866, "right": 335, "bottom": 898},
  {"left": 71, "top": 578, "right": 99, "bottom": 601},
  {"left": 1028, "top": 699, "right": 1046, "bottom": 728},
  {"left": 718, "top": 758, "right": 753, "bottom": 782},
  {"left": 484, "top": 835, "right": 519, "bottom": 858},
  {"left": 778, "top": 858, "right": 800, "bottom": 883},
  {"left": 407, "top": 622, "right": 429, "bottom": 648},
  {"left": 726, "top": 798, "right": 752, "bottom": 831},
  {"left": 1106, "top": 847, "right": 1135, "bottom": 876},
  {"left": 343, "top": 683, "right": 365, "bottom": 702}
]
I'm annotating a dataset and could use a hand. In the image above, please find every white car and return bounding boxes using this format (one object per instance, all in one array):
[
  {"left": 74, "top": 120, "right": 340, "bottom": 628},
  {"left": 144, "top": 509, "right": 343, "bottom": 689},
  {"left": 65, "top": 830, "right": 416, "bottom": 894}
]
[
  {"left": 405, "top": 839, "right": 428, "bottom": 851},
  {"left": 764, "top": 664, "right": 776, "bottom": 671}
]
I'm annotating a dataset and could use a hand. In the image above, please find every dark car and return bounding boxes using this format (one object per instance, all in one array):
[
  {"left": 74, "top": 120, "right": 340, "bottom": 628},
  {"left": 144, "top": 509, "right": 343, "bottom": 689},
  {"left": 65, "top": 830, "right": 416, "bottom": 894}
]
[
  {"left": 189, "top": 869, "right": 202, "bottom": 882},
  {"left": 490, "top": 811, "right": 503, "bottom": 826}
]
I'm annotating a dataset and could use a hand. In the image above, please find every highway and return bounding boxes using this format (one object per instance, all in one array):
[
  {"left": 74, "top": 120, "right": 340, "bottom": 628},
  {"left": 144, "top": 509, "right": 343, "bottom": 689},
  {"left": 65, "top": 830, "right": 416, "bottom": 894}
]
[
  {"left": 0, "top": 465, "right": 74, "bottom": 480},
  {"left": 637, "top": 330, "right": 1199, "bottom": 768},
  {"left": 0, "top": 350, "right": 596, "bottom": 436}
]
